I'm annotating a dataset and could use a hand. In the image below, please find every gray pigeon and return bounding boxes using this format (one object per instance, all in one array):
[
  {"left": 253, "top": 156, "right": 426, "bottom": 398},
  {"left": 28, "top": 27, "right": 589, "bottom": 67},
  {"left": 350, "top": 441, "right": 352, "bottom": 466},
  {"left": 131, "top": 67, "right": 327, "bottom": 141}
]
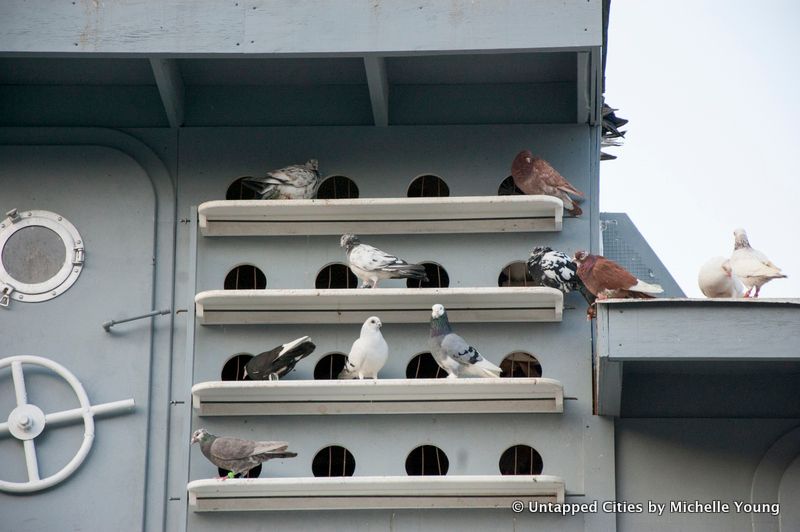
[
  {"left": 338, "top": 316, "right": 388, "bottom": 379},
  {"left": 428, "top": 304, "right": 502, "bottom": 378},
  {"left": 241, "top": 159, "right": 320, "bottom": 199},
  {"left": 340, "top": 233, "right": 429, "bottom": 288},
  {"left": 190, "top": 428, "right": 297, "bottom": 478},
  {"left": 244, "top": 336, "right": 316, "bottom": 380}
]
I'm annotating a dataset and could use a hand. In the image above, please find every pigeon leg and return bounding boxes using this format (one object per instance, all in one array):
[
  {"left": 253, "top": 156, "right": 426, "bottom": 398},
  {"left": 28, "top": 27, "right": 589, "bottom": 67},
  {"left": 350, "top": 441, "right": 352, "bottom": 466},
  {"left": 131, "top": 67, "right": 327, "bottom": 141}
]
[
  {"left": 446, "top": 372, "right": 458, "bottom": 380},
  {"left": 754, "top": 285, "right": 761, "bottom": 298}
]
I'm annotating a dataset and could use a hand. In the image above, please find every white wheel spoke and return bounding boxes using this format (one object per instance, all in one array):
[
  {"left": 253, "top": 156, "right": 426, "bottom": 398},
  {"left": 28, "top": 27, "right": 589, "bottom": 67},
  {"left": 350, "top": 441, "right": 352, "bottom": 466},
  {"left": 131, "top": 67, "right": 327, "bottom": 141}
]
[
  {"left": 23, "top": 439, "right": 40, "bottom": 481},
  {"left": 11, "top": 361, "right": 27, "bottom": 406},
  {"left": 45, "top": 399, "right": 135, "bottom": 427}
]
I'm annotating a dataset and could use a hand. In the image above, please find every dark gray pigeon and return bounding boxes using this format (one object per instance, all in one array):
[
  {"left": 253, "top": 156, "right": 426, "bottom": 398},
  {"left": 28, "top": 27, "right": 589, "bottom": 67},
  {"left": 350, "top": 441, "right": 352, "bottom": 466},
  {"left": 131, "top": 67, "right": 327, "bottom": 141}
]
[
  {"left": 241, "top": 159, "right": 320, "bottom": 199},
  {"left": 527, "top": 246, "right": 595, "bottom": 305},
  {"left": 191, "top": 428, "right": 297, "bottom": 478},
  {"left": 340, "top": 233, "right": 429, "bottom": 288},
  {"left": 244, "top": 336, "right": 316, "bottom": 380},
  {"left": 428, "top": 304, "right": 502, "bottom": 378}
]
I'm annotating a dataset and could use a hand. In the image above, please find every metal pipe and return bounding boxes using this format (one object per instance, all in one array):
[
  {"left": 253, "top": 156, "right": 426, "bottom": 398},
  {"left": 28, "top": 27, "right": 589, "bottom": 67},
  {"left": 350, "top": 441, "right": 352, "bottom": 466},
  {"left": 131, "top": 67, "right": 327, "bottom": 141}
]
[{"left": 102, "top": 308, "right": 171, "bottom": 332}]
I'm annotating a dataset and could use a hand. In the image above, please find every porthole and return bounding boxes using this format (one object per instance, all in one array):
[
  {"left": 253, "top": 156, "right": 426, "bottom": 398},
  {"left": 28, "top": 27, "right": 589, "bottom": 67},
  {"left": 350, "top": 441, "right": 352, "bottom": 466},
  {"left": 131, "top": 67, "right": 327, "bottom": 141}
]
[
  {"left": 218, "top": 464, "right": 261, "bottom": 479},
  {"left": 497, "top": 176, "right": 524, "bottom": 195},
  {"left": 312, "top": 445, "right": 356, "bottom": 477},
  {"left": 498, "top": 261, "right": 534, "bottom": 287},
  {"left": 316, "top": 176, "right": 359, "bottom": 199},
  {"left": 224, "top": 264, "right": 266, "bottom": 290},
  {"left": 0, "top": 209, "right": 85, "bottom": 305},
  {"left": 406, "top": 262, "right": 449, "bottom": 289},
  {"left": 315, "top": 263, "right": 358, "bottom": 289},
  {"left": 226, "top": 177, "right": 261, "bottom": 200},
  {"left": 405, "top": 353, "right": 448, "bottom": 379},
  {"left": 500, "top": 352, "right": 542, "bottom": 378},
  {"left": 407, "top": 174, "right": 450, "bottom": 197},
  {"left": 221, "top": 354, "right": 253, "bottom": 381},
  {"left": 499, "top": 445, "right": 543, "bottom": 475},
  {"left": 314, "top": 353, "right": 348, "bottom": 380},
  {"left": 406, "top": 445, "right": 449, "bottom": 476}
]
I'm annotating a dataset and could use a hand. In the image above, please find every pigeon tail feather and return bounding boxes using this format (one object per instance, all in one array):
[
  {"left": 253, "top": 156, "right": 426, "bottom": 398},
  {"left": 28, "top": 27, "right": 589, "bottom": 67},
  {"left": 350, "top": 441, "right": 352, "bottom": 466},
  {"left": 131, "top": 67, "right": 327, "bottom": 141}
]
[{"left": 629, "top": 279, "right": 663, "bottom": 294}]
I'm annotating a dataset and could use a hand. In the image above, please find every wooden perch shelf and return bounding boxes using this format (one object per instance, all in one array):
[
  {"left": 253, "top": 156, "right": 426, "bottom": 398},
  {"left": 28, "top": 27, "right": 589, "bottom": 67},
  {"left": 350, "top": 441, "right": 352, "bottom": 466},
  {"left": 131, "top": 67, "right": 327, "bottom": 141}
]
[
  {"left": 194, "top": 287, "right": 564, "bottom": 325},
  {"left": 191, "top": 377, "right": 565, "bottom": 416},
  {"left": 187, "top": 475, "right": 566, "bottom": 511},
  {"left": 197, "top": 195, "right": 564, "bottom": 236}
]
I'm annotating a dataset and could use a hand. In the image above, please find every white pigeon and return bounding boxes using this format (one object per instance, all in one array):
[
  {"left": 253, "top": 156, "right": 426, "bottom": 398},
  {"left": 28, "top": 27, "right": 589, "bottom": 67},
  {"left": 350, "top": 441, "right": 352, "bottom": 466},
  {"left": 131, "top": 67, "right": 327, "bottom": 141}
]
[
  {"left": 340, "top": 233, "right": 428, "bottom": 288},
  {"left": 338, "top": 316, "right": 389, "bottom": 379},
  {"left": 428, "top": 304, "right": 502, "bottom": 379},
  {"left": 729, "top": 228, "right": 786, "bottom": 298},
  {"left": 698, "top": 256, "right": 745, "bottom": 298}
]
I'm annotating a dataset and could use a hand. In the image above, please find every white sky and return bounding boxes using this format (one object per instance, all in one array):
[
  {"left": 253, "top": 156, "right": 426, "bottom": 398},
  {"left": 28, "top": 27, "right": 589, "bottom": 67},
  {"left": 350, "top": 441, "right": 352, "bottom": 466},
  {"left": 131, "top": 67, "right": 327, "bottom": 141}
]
[{"left": 601, "top": 1, "right": 800, "bottom": 297}]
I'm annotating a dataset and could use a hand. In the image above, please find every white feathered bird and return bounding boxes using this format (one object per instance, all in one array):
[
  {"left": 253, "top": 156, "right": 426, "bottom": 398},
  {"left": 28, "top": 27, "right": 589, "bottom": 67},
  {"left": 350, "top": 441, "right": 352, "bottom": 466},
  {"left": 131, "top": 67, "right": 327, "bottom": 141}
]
[
  {"left": 340, "top": 233, "right": 428, "bottom": 288},
  {"left": 698, "top": 256, "right": 745, "bottom": 298},
  {"left": 729, "top": 228, "right": 786, "bottom": 298},
  {"left": 338, "top": 316, "right": 388, "bottom": 379}
]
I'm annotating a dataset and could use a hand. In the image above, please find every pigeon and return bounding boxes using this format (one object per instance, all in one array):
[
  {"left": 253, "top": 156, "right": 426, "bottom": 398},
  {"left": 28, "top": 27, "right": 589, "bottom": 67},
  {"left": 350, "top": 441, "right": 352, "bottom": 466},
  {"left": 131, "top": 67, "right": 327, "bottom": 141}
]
[
  {"left": 241, "top": 159, "right": 320, "bottom": 199},
  {"left": 573, "top": 251, "right": 663, "bottom": 318},
  {"left": 698, "top": 256, "right": 745, "bottom": 298},
  {"left": 190, "top": 428, "right": 297, "bottom": 478},
  {"left": 338, "top": 316, "right": 389, "bottom": 379},
  {"left": 428, "top": 304, "right": 502, "bottom": 378},
  {"left": 511, "top": 150, "right": 585, "bottom": 215},
  {"left": 527, "top": 246, "right": 595, "bottom": 305},
  {"left": 729, "top": 228, "right": 786, "bottom": 298},
  {"left": 243, "top": 336, "right": 316, "bottom": 380},
  {"left": 340, "top": 233, "right": 429, "bottom": 288}
]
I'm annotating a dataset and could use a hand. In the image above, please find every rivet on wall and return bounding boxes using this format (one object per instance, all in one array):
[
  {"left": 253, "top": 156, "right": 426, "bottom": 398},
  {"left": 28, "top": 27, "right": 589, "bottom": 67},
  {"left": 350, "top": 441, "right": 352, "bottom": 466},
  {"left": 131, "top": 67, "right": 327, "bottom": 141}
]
[{"left": 406, "top": 445, "right": 449, "bottom": 476}]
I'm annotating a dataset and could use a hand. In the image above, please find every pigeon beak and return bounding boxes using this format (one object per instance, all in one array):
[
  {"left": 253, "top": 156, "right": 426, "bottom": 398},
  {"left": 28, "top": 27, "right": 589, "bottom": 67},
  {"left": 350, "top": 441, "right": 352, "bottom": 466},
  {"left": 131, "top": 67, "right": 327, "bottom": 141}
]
[{"left": 525, "top": 157, "right": 531, "bottom": 163}]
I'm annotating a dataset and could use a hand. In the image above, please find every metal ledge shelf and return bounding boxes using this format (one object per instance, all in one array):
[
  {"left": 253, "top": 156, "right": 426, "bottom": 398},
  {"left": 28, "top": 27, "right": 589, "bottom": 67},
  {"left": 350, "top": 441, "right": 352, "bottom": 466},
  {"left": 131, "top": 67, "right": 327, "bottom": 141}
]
[
  {"left": 187, "top": 475, "right": 565, "bottom": 511},
  {"left": 191, "top": 378, "right": 565, "bottom": 416},
  {"left": 197, "top": 196, "right": 564, "bottom": 236},
  {"left": 195, "top": 287, "right": 564, "bottom": 325}
]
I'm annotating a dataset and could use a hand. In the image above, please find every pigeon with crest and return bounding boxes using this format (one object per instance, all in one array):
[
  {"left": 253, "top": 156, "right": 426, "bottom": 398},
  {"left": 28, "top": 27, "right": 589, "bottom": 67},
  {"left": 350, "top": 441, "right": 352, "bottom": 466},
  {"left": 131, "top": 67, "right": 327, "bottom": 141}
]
[
  {"left": 241, "top": 159, "right": 320, "bottom": 199},
  {"left": 341, "top": 233, "right": 429, "bottom": 288},
  {"left": 511, "top": 150, "right": 585, "bottom": 215}
]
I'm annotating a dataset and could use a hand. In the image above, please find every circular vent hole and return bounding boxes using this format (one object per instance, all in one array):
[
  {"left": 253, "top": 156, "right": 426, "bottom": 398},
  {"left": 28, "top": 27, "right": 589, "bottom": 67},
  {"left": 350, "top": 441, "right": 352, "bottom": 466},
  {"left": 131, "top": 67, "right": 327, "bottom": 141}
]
[
  {"left": 221, "top": 354, "right": 253, "bottom": 381},
  {"left": 314, "top": 353, "right": 348, "bottom": 380},
  {"left": 312, "top": 445, "right": 356, "bottom": 477},
  {"left": 498, "top": 261, "right": 534, "bottom": 287},
  {"left": 224, "top": 265, "right": 267, "bottom": 290},
  {"left": 405, "top": 353, "right": 448, "bottom": 379},
  {"left": 407, "top": 174, "right": 450, "bottom": 197},
  {"left": 406, "top": 262, "right": 449, "bottom": 289},
  {"left": 500, "top": 352, "right": 542, "bottom": 378},
  {"left": 499, "top": 445, "right": 543, "bottom": 475},
  {"left": 316, "top": 176, "right": 359, "bottom": 199},
  {"left": 218, "top": 464, "right": 262, "bottom": 479},
  {"left": 406, "top": 445, "right": 449, "bottom": 476},
  {"left": 497, "top": 176, "right": 524, "bottom": 195},
  {"left": 226, "top": 177, "right": 261, "bottom": 200},
  {"left": 316, "top": 263, "right": 358, "bottom": 289}
]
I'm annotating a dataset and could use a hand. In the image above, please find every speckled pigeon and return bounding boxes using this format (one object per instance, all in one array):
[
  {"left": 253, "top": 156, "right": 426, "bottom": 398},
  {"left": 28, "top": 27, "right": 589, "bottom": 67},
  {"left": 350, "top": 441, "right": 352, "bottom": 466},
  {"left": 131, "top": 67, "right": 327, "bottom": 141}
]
[
  {"left": 340, "top": 233, "right": 429, "bottom": 288},
  {"left": 244, "top": 336, "right": 316, "bottom": 380},
  {"left": 729, "top": 228, "right": 786, "bottom": 298},
  {"left": 429, "top": 304, "right": 502, "bottom": 378},
  {"left": 191, "top": 428, "right": 297, "bottom": 478},
  {"left": 241, "top": 159, "right": 320, "bottom": 199},
  {"left": 338, "top": 316, "right": 388, "bottom": 379},
  {"left": 511, "top": 150, "right": 585, "bottom": 215},
  {"left": 527, "top": 246, "right": 596, "bottom": 305},
  {"left": 573, "top": 250, "right": 663, "bottom": 312}
]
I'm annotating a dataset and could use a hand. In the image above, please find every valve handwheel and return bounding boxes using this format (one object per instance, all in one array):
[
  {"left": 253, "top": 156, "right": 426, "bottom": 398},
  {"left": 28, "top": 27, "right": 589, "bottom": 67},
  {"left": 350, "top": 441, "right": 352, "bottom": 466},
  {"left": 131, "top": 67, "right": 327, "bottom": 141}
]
[{"left": 0, "top": 355, "right": 135, "bottom": 493}]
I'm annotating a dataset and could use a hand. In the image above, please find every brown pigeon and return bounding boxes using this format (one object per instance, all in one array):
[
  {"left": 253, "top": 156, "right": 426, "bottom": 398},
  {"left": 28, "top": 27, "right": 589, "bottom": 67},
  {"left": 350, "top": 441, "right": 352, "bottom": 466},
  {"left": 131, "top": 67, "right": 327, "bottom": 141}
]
[
  {"left": 511, "top": 150, "right": 585, "bottom": 215},
  {"left": 573, "top": 251, "right": 663, "bottom": 318}
]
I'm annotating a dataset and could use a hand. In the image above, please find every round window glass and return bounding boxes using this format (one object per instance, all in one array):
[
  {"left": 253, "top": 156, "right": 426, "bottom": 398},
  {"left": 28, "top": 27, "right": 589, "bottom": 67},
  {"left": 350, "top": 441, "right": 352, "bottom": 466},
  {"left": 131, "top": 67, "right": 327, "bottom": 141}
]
[{"left": 0, "top": 209, "right": 84, "bottom": 304}]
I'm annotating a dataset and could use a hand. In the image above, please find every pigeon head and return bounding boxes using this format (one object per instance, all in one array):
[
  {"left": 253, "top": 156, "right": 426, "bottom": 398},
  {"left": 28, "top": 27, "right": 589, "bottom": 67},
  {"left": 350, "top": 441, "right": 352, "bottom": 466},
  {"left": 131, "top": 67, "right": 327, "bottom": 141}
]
[
  {"left": 306, "top": 159, "right": 319, "bottom": 171},
  {"left": 190, "top": 428, "right": 213, "bottom": 445},
  {"left": 431, "top": 304, "right": 445, "bottom": 319},
  {"left": 340, "top": 233, "right": 360, "bottom": 250},
  {"left": 733, "top": 228, "right": 750, "bottom": 249},
  {"left": 573, "top": 250, "right": 589, "bottom": 263},
  {"left": 511, "top": 149, "right": 534, "bottom": 178},
  {"left": 364, "top": 316, "right": 382, "bottom": 329}
]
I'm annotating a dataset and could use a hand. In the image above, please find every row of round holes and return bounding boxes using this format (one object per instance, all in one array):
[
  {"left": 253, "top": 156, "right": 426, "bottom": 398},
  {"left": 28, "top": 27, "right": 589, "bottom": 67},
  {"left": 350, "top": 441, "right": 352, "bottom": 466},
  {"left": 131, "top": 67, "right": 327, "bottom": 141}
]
[
  {"left": 224, "top": 261, "right": 532, "bottom": 290},
  {"left": 222, "top": 352, "right": 542, "bottom": 381},
  {"left": 227, "top": 174, "right": 521, "bottom": 200},
  {"left": 221, "top": 443, "right": 542, "bottom": 479}
]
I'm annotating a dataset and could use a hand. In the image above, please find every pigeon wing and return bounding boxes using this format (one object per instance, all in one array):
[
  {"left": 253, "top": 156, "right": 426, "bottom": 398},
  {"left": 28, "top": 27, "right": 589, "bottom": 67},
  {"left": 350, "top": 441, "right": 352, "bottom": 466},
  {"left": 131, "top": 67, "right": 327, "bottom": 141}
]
[
  {"left": 210, "top": 437, "right": 258, "bottom": 461},
  {"left": 583, "top": 257, "right": 640, "bottom": 294},
  {"left": 350, "top": 244, "right": 409, "bottom": 272},
  {"left": 440, "top": 333, "right": 485, "bottom": 367},
  {"left": 533, "top": 158, "right": 585, "bottom": 197}
]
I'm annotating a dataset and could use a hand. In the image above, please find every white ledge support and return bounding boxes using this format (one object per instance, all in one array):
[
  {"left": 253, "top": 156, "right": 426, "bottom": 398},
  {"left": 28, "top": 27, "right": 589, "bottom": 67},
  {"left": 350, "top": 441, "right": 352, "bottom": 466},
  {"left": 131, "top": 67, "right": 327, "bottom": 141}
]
[
  {"left": 149, "top": 58, "right": 185, "bottom": 128},
  {"left": 364, "top": 56, "right": 389, "bottom": 126}
]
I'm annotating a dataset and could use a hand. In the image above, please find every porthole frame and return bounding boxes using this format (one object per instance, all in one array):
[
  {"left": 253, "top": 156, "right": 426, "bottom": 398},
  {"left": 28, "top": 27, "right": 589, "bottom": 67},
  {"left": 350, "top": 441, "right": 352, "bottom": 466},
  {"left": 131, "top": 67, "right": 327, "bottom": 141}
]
[{"left": 0, "top": 209, "right": 84, "bottom": 304}]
